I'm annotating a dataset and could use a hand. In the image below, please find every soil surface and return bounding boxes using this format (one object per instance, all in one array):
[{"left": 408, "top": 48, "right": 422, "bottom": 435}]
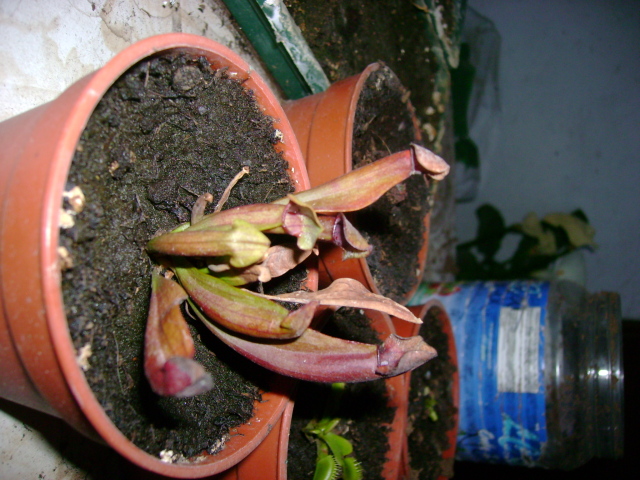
[
  {"left": 62, "top": 52, "right": 299, "bottom": 459},
  {"left": 406, "top": 306, "right": 458, "bottom": 479},
  {"left": 287, "top": 309, "right": 395, "bottom": 480},
  {"left": 352, "top": 65, "right": 430, "bottom": 303}
]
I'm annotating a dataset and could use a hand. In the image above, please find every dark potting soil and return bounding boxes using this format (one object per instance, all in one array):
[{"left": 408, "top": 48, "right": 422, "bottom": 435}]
[
  {"left": 61, "top": 52, "right": 301, "bottom": 460},
  {"left": 282, "top": 0, "right": 447, "bottom": 148},
  {"left": 287, "top": 308, "right": 394, "bottom": 480},
  {"left": 407, "top": 305, "right": 458, "bottom": 480},
  {"left": 352, "top": 65, "right": 431, "bottom": 303}
]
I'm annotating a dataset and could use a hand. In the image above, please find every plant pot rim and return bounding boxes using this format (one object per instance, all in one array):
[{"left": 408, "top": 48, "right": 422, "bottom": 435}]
[
  {"left": 372, "top": 309, "right": 409, "bottom": 480},
  {"left": 407, "top": 300, "right": 460, "bottom": 480},
  {"left": 1, "top": 33, "right": 312, "bottom": 478}
]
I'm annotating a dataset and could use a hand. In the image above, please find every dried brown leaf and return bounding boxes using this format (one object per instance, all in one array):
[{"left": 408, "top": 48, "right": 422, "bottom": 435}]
[{"left": 262, "top": 278, "right": 421, "bottom": 324}]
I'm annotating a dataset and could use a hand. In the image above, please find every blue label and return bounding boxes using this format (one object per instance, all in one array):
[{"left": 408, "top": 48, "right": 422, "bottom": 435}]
[{"left": 410, "top": 281, "right": 550, "bottom": 466}]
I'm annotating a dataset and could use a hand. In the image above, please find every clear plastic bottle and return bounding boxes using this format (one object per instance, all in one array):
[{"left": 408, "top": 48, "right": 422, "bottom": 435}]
[
  {"left": 541, "top": 280, "right": 624, "bottom": 468},
  {"left": 409, "top": 279, "right": 624, "bottom": 468}
]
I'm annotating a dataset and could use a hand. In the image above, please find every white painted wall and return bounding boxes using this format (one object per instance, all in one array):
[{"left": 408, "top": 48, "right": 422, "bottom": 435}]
[
  {"left": 457, "top": 0, "right": 640, "bottom": 319},
  {"left": 0, "top": 0, "right": 278, "bottom": 122}
]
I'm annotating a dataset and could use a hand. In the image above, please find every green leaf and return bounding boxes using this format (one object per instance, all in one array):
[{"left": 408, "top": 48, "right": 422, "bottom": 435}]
[
  {"left": 186, "top": 203, "right": 286, "bottom": 232},
  {"left": 541, "top": 221, "right": 571, "bottom": 254},
  {"left": 475, "top": 203, "right": 506, "bottom": 260},
  {"left": 189, "top": 198, "right": 325, "bottom": 252},
  {"left": 455, "top": 247, "right": 482, "bottom": 280},
  {"left": 212, "top": 244, "right": 313, "bottom": 286},
  {"left": 313, "top": 455, "right": 340, "bottom": 480},
  {"left": 342, "top": 457, "right": 364, "bottom": 480},
  {"left": 305, "top": 417, "right": 341, "bottom": 436},
  {"left": 318, "top": 417, "right": 342, "bottom": 435},
  {"left": 274, "top": 149, "right": 416, "bottom": 213},
  {"left": 424, "top": 396, "right": 439, "bottom": 422},
  {"left": 174, "top": 264, "right": 316, "bottom": 339},
  {"left": 571, "top": 208, "right": 589, "bottom": 224},
  {"left": 148, "top": 219, "right": 270, "bottom": 268},
  {"left": 507, "top": 235, "right": 557, "bottom": 279},
  {"left": 454, "top": 137, "right": 479, "bottom": 168},
  {"left": 323, "top": 432, "right": 354, "bottom": 460}
]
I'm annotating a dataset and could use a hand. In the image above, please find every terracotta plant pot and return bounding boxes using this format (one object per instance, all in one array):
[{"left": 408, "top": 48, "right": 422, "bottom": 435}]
[
  {"left": 216, "top": 399, "right": 294, "bottom": 480},
  {"left": 0, "top": 33, "right": 314, "bottom": 478},
  {"left": 396, "top": 301, "right": 459, "bottom": 480},
  {"left": 284, "top": 62, "right": 430, "bottom": 305}
]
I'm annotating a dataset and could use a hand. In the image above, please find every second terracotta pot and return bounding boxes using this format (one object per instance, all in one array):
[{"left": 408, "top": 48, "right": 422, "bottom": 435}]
[{"left": 284, "top": 63, "right": 430, "bottom": 306}]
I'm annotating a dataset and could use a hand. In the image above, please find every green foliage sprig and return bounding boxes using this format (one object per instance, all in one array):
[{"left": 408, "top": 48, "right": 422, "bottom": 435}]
[
  {"left": 304, "top": 383, "right": 363, "bottom": 480},
  {"left": 456, "top": 204, "right": 595, "bottom": 281}
]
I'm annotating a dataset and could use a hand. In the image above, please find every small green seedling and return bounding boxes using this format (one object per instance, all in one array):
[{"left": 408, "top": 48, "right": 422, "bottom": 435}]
[
  {"left": 421, "top": 386, "right": 439, "bottom": 422},
  {"left": 303, "top": 383, "right": 363, "bottom": 480},
  {"left": 424, "top": 396, "right": 439, "bottom": 422}
]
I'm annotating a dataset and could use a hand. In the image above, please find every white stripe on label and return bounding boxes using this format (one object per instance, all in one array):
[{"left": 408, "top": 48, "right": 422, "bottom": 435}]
[{"left": 497, "top": 306, "right": 541, "bottom": 393}]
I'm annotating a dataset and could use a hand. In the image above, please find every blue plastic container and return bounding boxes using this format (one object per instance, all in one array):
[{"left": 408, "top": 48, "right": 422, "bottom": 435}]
[{"left": 409, "top": 280, "right": 623, "bottom": 469}]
